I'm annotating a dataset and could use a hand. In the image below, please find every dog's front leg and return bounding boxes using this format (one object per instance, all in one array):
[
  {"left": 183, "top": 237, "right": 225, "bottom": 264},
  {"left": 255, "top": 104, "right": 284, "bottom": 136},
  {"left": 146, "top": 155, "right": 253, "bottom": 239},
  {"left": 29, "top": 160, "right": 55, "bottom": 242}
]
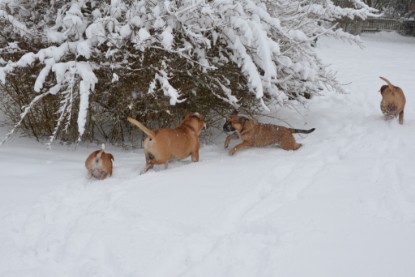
[
  {"left": 224, "top": 132, "right": 239, "bottom": 149},
  {"left": 399, "top": 110, "right": 404, "bottom": 125},
  {"left": 191, "top": 147, "right": 199, "bottom": 162},
  {"left": 191, "top": 153, "right": 199, "bottom": 162},
  {"left": 229, "top": 141, "right": 252, "bottom": 156}
]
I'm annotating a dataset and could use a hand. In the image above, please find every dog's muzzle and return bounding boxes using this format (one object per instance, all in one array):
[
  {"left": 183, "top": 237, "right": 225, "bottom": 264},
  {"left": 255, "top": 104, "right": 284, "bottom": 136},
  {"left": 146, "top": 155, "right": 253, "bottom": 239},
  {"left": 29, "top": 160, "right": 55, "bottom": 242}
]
[{"left": 223, "top": 121, "right": 235, "bottom": 133}]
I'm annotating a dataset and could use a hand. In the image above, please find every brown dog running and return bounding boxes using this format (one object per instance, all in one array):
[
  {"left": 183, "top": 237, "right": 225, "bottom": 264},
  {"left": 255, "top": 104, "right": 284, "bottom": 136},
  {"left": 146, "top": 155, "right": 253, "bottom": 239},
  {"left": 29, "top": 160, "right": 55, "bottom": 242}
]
[
  {"left": 379, "top": 76, "right": 406, "bottom": 124},
  {"left": 85, "top": 144, "right": 114, "bottom": 180},
  {"left": 223, "top": 111, "right": 315, "bottom": 155},
  {"left": 127, "top": 113, "right": 206, "bottom": 173}
]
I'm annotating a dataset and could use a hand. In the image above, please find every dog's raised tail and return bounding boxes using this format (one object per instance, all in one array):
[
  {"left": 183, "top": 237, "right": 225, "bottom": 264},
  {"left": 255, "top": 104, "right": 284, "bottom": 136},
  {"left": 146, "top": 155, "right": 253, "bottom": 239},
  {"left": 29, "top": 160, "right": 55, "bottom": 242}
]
[
  {"left": 127, "top": 117, "right": 156, "bottom": 139},
  {"left": 379, "top": 76, "right": 394, "bottom": 90},
  {"left": 291, "top": 128, "right": 315, "bottom": 134}
]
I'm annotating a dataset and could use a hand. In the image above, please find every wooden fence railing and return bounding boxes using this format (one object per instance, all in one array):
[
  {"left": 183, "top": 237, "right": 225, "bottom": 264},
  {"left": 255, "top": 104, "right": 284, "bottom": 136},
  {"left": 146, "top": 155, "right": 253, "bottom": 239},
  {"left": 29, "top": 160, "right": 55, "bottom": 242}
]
[
  {"left": 339, "top": 17, "right": 415, "bottom": 36},
  {"left": 360, "top": 18, "right": 403, "bottom": 32}
]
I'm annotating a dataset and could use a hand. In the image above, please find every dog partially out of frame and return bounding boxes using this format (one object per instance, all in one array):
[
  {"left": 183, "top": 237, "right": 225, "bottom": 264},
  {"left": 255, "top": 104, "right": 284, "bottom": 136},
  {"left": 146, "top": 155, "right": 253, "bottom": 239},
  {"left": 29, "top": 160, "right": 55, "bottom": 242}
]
[
  {"left": 223, "top": 111, "right": 315, "bottom": 155},
  {"left": 85, "top": 144, "right": 114, "bottom": 180},
  {"left": 127, "top": 113, "right": 206, "bottom": 173},
  {"left": 379, "top": 76, "right": 406, "bottom": 124}
]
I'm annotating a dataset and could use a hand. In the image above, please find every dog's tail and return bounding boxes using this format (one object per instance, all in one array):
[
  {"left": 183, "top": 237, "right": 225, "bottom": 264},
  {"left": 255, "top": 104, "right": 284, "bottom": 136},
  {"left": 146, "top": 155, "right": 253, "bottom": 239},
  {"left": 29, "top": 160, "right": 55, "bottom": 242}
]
[
  {"left": 100, "top": 144, "right": 114, "bottom": 161},
  {"left": 291, "top": 128, "right": 315, "bottom": 134},
  {"left": 95, "top": 143, "right": 106, "bottom": 158},
  {"left": 380, "top": 76, "right": 394, "bottom": 90},
  {"left": 127, "top": 116, "right": 156, "bottom": 139}
]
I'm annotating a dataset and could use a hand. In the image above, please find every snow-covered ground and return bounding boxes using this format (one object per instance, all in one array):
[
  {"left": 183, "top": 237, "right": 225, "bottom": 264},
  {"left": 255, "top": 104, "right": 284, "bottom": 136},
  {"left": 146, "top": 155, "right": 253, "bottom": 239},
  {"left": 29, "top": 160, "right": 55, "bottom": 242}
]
[{"left": 1, "top": 31, "right": 415, "bottom": 277}]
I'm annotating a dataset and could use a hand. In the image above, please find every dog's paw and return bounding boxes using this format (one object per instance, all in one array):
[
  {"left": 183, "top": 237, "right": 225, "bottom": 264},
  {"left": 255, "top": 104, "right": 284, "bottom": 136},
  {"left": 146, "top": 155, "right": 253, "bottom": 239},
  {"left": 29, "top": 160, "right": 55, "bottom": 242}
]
[{"left": 229, "top": 148, "right": 236, "bottom": 156}]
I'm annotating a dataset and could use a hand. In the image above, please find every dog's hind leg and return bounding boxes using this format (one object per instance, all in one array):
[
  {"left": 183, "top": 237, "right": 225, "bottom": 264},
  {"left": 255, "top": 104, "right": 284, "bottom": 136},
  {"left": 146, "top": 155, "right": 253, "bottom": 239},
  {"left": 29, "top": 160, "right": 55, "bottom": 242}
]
[
  {"left": 280, "top": 142, "right": 302, "bottom": 150},
  {"left": 279, "top": 135, "right": 302, "bottom": 151},
  {"left": 143, "top": 158, "right": 169, "bottom": 173},
  {"left": 141, "top": 163, "right": 154, "bottom": 174}
]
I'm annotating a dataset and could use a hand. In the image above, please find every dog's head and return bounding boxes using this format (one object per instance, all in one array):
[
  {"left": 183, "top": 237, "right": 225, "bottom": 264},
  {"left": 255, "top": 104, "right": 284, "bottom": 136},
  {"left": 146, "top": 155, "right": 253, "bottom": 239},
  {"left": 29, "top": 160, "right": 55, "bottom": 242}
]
[
  {"left": 223, "top": 111, "right": 249, "bottom": 133},
  {"left": 182, "top": 112, "right": 206, "bottom": 135}
]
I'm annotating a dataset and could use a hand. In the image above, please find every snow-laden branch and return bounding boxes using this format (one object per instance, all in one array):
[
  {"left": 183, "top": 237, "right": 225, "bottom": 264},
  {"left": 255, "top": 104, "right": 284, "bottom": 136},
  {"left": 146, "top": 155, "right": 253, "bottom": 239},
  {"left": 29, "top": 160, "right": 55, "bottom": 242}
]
[
  {"left": 53, "top": 61, "right": 98, "bottom": 138},
  {"left": 0, "top": 92, "right": 50, "bottom": 146},
  {"left": 151, "top": 69, "right": 186, "bottom": 105},
  {"left": 0, "top": 10, "right": 32, "bottom": 37},
  {"left": 224, "top": 28, "right": 264, "bottom": 99}
]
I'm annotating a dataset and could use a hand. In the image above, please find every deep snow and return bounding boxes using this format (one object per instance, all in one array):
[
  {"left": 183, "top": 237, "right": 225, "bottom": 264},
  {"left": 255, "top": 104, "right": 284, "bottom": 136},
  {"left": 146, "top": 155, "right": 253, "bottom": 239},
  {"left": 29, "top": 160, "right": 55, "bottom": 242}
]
[{"left": 1, "top": 32, "right": 415, "bottom": 277}]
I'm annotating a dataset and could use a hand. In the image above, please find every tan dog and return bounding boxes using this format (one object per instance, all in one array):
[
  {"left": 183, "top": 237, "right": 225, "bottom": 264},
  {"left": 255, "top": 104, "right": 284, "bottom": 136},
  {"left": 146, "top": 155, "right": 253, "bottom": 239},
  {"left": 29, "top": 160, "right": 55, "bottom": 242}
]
[
  {"left": 223, "top": 111, "right": 315, "bottom": 155},
  {"left": 127, "top": 113, "right": 206, "bottom": 173},
  {"left": 379, "top": 76, "right": 406, "bottom": 124},
  {"left": 85, "top": 144, "right": 114, "bottom": 180}
]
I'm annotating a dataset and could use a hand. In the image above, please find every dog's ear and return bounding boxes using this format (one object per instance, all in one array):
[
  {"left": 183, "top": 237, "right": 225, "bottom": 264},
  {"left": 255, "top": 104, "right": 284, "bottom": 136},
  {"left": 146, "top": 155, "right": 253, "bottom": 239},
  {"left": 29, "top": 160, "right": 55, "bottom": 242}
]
[
  {"left": 192, "top": 112, "right": 203, "bottom": 119},
  {"left": 380, "top": 85, "right": 388, "bottom": 95},
  {"left": 108, "top": 153, "right": 114, "bottom": 161},
  {"left": 239, "top": 116, "right": 248, "bottom": 124},
  {"left": 231, "top": 110, "right": 239, "bottom": 115},
  {"left": 183, "top": 113, "right": 190, "bottom": 120}
]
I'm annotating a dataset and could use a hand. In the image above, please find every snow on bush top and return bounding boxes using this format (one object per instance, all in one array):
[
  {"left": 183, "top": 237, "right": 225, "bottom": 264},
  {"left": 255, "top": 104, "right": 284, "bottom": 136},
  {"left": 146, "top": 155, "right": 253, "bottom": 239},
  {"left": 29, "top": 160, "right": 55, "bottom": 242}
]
[{"left": 0, "top": 0, "right": 377, "bottom": 144}]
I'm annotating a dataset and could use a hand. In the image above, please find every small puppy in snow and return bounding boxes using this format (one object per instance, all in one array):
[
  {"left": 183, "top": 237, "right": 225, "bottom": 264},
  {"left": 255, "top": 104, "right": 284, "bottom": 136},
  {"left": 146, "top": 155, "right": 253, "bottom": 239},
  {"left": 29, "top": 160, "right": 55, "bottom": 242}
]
[
  {"left": 85, "top": 144, "right": 114, "bottom": 180},
  {"left": 127, "top": 113, "right": 206, "bottom": 173},
  {"left": 379, "top": 76, "right": 406, "bottom": 124}
]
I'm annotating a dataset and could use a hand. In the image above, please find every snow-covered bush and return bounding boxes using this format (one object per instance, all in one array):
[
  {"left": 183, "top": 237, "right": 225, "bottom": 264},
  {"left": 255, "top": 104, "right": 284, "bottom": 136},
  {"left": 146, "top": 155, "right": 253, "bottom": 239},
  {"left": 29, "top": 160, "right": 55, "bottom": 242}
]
[{"left": 0, "top": 0, "right": 377, "bottom": 145}]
